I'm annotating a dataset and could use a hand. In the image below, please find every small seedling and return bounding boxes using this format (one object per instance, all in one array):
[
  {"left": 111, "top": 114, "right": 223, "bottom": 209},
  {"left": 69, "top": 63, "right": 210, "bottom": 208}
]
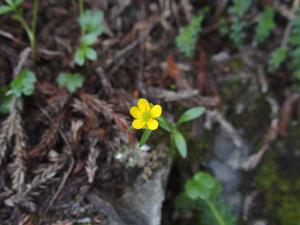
[
  {"left": 176, "top": 171, "right": 236, "bottom": 225},
  {"left": 0, "top": 0, "right": 39, "bottom": 53},
  {"left": 9, "top": 69, "right": 37, "bottom": 97},
  {"left": 0, "top": 69, "right": 37, "bottom": 114},
  {"left": 57, "top": 72, "right": 85, "bottom": 93},
  {"left": 175, "top": 8, "right": 209, "bottom": 58},
  {"left": 268, "top": 47, "right": 288, "bottom": 73},
  {"left": 255, "top": 6, "right": 276, "bottom": 44},
  {"left": 74, "top": 8, "right": 105, "bottom": 66},
  {"left": 228, "top": 0, "right": 251, "bottom": 47}
]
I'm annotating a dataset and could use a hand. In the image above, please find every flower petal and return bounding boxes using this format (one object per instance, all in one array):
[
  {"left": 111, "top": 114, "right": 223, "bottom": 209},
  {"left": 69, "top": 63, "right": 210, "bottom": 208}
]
[
  {"left": 150, "top": 105, "right": 162, "bottom": 118},
  {"left": 130, "top": 106, "right": 141, "bottom": 118},
  {"left": 132, "top": 119, "right": 145, "bottom": 129},
  {"left": 147, "top": 119, "right": 159, "bottom": 130},
  {"left": 138, "top": 98, "right": 150, "bottom": 111}
]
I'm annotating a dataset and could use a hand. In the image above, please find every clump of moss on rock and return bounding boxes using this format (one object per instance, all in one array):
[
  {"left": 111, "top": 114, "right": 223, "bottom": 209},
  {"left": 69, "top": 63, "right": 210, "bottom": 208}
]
[{"left": 255, "top": 153, "right": 300, "bottom": 225}]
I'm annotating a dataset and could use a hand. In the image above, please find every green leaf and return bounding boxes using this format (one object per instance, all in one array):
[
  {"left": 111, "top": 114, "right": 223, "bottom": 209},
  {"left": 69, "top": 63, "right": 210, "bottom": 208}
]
[
  {"left": 0, "top": 6, "right": 12, "bottom": 15},
  {"left": 173, "top": 129, "right": 187, "bottom": 158},
  {"left": 175, "top": 192, "right": 198, "bottom": 211},
  {"left": 194, "top": 172, "right": 216, "bottom": 189},
  {"left": 139, "top": 129, "right": 152, "bottom": 146},
  {"left": 10, "top": 69, "right": 37, "bottom": 97},
  {"left": 5, "top": 0, "right": 22, "bottom": 8},
  {"left": 74, "top": 48, "right": 85, "bottom": 66},
  {"left": 79, "top": 10, "right": 105, "bottom": 36},
  {"left": 4, "top": 0, "right": 13, "bottom": 6},
  {"left": 255, "top": 6, "right": 276, "bottom": 44},
  {"left": 177, "top": 106, "right": 206, "bottom": 124},
  {"left": 228, "top": 0, "right": 251, "bottom": 17},
  {"left": 185, "top": 180, "right": 201, "bottom": 199},
  {"left": 157, "top": 116, "right": 172, "bottom": 132},
  {"left": 0, "top": 87, "right": 13, "bottom": 114},
  {"left": 85, "top": 47, "right": 97, "bottom": 60},
  {"left": 82, "top": 33, "right": 98, "bottom": 45},
  {"left": 268, "top": 47, "right": 288, "bottom": 73},
  {"left": 57, "top": 72, "right": 85, "bottom": 93}
]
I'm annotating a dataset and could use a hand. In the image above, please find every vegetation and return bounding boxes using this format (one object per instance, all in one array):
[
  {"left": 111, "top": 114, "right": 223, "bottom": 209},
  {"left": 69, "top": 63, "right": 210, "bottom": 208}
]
[{"left": 176, "top": 172, "right": 235, "bottom": 225}]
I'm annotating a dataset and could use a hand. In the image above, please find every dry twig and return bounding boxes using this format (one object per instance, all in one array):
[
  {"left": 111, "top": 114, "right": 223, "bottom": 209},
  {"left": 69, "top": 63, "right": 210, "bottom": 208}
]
[
  {"left": 85, "top": 140, "right": 100, "bottom": 183},
  {"left": 11, "top": 111, "right": 28, "bottom": 193},
  {"left": 0, "top": 113, "right": 15, "bottom": 165}
]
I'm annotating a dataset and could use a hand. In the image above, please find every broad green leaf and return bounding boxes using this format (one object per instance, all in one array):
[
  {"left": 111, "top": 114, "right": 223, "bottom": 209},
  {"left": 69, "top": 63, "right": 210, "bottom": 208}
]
[
  {"left": 57, "top": 72, "right": 85, "bottom": 93},
  {"left": 173, "top": 129, "right": 187, "bottom": 158},
  {"left": 74, "top": 48, "right": 85, "bottom": 66},
  {"left": 5, "top": 0, "right": 22, "bottom": 8},
  {"left": 0, "top": 6, "right": 12, "bottom": 15},
  {"left": 177, "top": 106, "right": 206, "bottom": 124},
  {"left": 79, "top": 10, "right": 104, "bottom": 36},
  {"left": 185, "top": 180, "right": 200, "bottom": 199},
  {"left": 139, "top": 129, "right": 151, "bottom": 146},
  {"left": 10, "top": 69, "right": 37, "bottom": 97},
  {"left": 196, "top": 185, "right": 211, "bottom": 200},
  {"left": 82, "top": 33, "right": 98, "bottom": 45},
  {"left": 86, "top": 47, "right": 97, "bottom": 60},
  {"left": 4, "top": 0, "right": 13, "bottom": 6},
  {"left": 194, "top": 172, "right": 215, "bottom": 189},
  {"left": 157, "top": 116, "right": 172, "bottom": 132}
]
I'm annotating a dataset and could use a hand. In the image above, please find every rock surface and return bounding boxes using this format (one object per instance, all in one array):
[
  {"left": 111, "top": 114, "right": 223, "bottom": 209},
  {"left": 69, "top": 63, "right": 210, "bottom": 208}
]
[
  {"left": 87, "top": 149, "right": 172, "bottom": 225},
  {"left": 208, "top": 127, "right": 251, "bottom": 213}
]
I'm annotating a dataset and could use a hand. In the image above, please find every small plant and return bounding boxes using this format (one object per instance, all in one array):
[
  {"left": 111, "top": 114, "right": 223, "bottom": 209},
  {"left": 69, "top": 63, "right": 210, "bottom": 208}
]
[
  {"left": 255, "top": 6, "right": 276, "bottom": 44},
  {"left": 268, "top": 47, "right": 288, "bottom": 73},
  {"left": 267, "top": 8, "right": 300, "bottom": 78},
  {"left": 57, "top": 72, "right": 85, "bottom": 93},
  {"left": 0, "top": 69, "right": 37, "bottom": 114},
  {"left": 175, "top": 8, "right": 208, "bottom": 58},
  {"left": 0, "top": 87, "right": 13, "bottom": 114},
  {"left": 8, "top": 69, "right": 37, "bottom": 97},
  {"left": 74, "top": 2, "right": 105, "bottom": 66},
  {"left": 129, "top": 98, "right": 205, "bottom": 158},
  {"left": 228, "top": 0, "right": 251, "bottom": 47},
  {"left": 288, "top": 8, "right": 300, "bottom": 81},
  {"left": 176, "top": 171, "right": 236, "bottom": 225},
  {"left": 0, "top": 0, "right": 39, "bottom": 54}
]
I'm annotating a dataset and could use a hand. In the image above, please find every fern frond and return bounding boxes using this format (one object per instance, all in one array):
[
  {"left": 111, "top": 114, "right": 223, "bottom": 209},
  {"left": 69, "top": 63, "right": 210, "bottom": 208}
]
[{"left": 255, "top": 6, "right": 276, "bottom": 44}]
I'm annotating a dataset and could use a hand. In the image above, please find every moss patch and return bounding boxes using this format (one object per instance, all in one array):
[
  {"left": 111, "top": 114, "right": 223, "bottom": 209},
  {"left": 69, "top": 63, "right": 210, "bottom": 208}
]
[{"left": 255, "top": 153, "right": 300, "bottom": 225}]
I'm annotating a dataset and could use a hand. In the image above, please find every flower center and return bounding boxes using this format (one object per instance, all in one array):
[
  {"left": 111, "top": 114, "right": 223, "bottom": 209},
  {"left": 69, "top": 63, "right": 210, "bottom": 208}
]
[{"left": 142, "top": 110, "right": 151, "bottom": 122}]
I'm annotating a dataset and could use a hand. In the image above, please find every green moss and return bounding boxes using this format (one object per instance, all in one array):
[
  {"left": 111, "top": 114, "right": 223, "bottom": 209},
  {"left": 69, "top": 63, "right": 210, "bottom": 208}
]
[
  {"left": 256, "top": 154, "right": 300, "bottom": 225},
  {"left": 283, "top": 121, "right": 300, "bottom": 153}
]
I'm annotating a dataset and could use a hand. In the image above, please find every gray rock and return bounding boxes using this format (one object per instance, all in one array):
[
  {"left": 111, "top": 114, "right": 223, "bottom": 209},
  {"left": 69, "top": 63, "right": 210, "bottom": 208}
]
[
  {"left": 116, "top": 157, "right": 171, "bottom": 225},
  {"left": 208, "top": 127, "right": 251, "bottom": 213},
  {"left": 87, "top": 147, "right": 172, "bottom": 225}
]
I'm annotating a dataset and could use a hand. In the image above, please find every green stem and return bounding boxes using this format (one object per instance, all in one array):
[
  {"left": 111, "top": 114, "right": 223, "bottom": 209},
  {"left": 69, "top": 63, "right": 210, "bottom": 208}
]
[
  {"left": 205, "top": 200, "right": 226, "bottom": 225},
  {"left": 31, "top": 0, "right": 38, "bottom": 44},
  {"left": 15, "top": 13, "right": 34, "bottom": 48},
  {"left": 79, "top": 0, "right": 84, "bottom": 17},
  {"left": 14, "top": 0, "right": 39, "bottom": 57}
]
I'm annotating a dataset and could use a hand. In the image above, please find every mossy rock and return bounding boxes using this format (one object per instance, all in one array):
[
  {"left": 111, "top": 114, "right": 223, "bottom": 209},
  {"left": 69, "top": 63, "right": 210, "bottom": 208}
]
[{"left": 255, "top": 153, "right": 300, "bottom": 225}]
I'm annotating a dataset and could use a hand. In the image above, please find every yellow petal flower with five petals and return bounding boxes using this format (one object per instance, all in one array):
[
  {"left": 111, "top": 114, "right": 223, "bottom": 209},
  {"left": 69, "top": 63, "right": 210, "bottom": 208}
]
[{"left": 130, "top": 98, "right": 162, "bottom": 130}]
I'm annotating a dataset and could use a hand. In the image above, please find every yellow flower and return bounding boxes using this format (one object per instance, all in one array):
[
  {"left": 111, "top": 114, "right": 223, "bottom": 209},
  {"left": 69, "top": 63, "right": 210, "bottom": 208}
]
[{"left": 130, "top": 98, "right": 162, "bottom": 130}]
